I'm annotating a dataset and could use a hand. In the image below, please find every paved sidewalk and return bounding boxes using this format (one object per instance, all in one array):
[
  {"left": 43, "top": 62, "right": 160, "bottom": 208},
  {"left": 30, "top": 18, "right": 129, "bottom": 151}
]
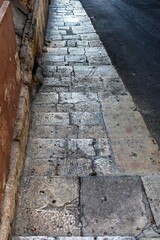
[{"left": 12, "top": 0, "right": 160, "bottom": 239}]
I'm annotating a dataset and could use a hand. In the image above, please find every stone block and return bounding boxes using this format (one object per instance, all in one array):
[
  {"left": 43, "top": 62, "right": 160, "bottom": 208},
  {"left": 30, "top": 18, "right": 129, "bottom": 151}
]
[
  {"left": 59, "top": 92, "right": 98, "bottom": 104},
  {"left": 78, "top": 126, "right": 107, "bottom": 139},
  {"left": 29, "top": 125, "right": 78, "bottom": 139},
  {"left": 71, "top": 112, "right": 103, "bottom": 126},
  {"left": 142, "top": 174, "right": 160, "bottom": 228},
  {"left": 33, "top": 113, "right": 69, "bottom": 126},
  {"left": 68, "top": 139, "right": 95, "bottom": 157},
  {"left": 34, "top": 92, "right": 58, "bottom": 104},
  {"left": 80, "top": 176, "right": 151, "bottom": 235},
  {"left": 14, "top": 207, "right": 80, "bottom": 236},
  {"left": 27, "top": 139, "right": 67, "bottom": 158},
  {"left": 17, "top": 177, "right": 79, "bottom": 208}
]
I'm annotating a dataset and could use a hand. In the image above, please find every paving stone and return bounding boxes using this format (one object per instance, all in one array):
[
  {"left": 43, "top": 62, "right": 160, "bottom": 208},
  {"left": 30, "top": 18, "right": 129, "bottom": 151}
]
[
  {"left": 47, "top": 40, "right": 67, "bottom": 48},
  {"left": 45, "top": 47, "right": 68, "bottom": 55},
  {"left": 32, "top": 104, "right": 57, "bottom": 113},
  {"left": 42, "top": 55, "right": 65, "bottom": 65},
  {"left": 57, "top": 103, "right": 75, "bottom": 112},
  {"left": 14, "top": 207, "right": 80, "bottom": 236},
  {"left": 74, "top": 102, "right": 101, "bottom": 112},
  {"left": 27, "top": 139, "right": 67, "bottom": 158},
  {"left": 89, "top": 40, "right": 103, "bottom": 47},
  {"left": 17, "top": 177, "right": 79, "bottom": 208},
  {"left": 78, "top": 126, "right": 107, "bottom": 139},
  {"left": 65, "top": 55, "right": 87, "bottom": 64},
  {"left": 99, "top": 94, "right": 160, "bottom": 174},
  {"left": 74, "top": 65, "right": 119, "bottom": 79},
  {"left": 103, "top": 77, "right": 127, "bottom": 96},
  {"left": 59, "top": 92, "right": 98, "bottom": 104},
  {"left": 68, "top": 139, "right": 95, "bottom": 157},
  {"left": 43, "top": 77, "right": 71, "bottom": 87},
  {"left": 142, "top": 174, "right": 160, "bottom": 227},
  {"left": 12, "top": 237, "right": 56, "bottom": 240},
  {"left": 29, "top": 125, "right": 78, "bottom": 139},
  {"left": 77, "top": 40, "right": 89, "bottom": 47},
  {"left": 43, "top": 65, "right": 72, "bottom": 77},
  {"left": 33, "top": 113, "right": 69, "bottom": 126},
  {"left": 40, "top": 86, "right": 69, "bottom": 93},
  {"left": 97, "top": 237, "right": 135, "bottom": 240},
  {"left": 93, "top": 157, "right": 115, "bottom": 175},
  {"left": 58, "top": 238, "right": 94, "bottom": 240},
  {"left": 68, "top": 47, "right": 85, "bottom": 55},
  {"left": 71, "top": 112, "right": 103, "bottom": 126},
  {"left": 24, "top": 157, "right": 92, "bottom": 177},
  {"left": 34, "top": 92, "right": 58, "bottom": 104},
  {"left": 80, "top": 176, "right": 151, "bottom": 235}
]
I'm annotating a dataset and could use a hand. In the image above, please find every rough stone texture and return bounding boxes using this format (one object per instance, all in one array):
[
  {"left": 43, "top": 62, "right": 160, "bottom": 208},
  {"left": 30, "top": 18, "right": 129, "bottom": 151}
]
[
  {"left": 12, "top": 237, "right": 55, "bottom": 240},
  {"left": 80, "top": 176, "right": 151, "bottom": 236},
  {"left": 12, "top": 0, "right": 160, "bottom": 238},
  {"left": 142, "top": 174, "right": 160, "bottom": 228},
  {"left": 99, "top": 94, "right": 160, "bottom": 174}
]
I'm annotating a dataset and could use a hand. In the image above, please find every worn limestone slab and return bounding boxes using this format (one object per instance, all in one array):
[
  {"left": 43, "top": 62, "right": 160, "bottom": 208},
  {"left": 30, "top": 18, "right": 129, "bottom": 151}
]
[
  {"left": 97, "top": 237, "right": 135, "bottom": 240},
  {"left": 71, "top": 112, "right": 103, "bottom": 126},
  {"left": 34, "top": 92, "right": 59, "bottom": 104},
  {"left": 29, "top": 125, "right": 78, "bottom": 139},
  {"left": 80, "top": 176, "right": 151, "bottom": 236},
  {"left": 17, "top": 177, "right": 79, "bottom": 209},
  {"left": 99, "top": 94, "right": 160, "bottom": 174},
  {"left": 23, "top": 157, "right": 93, "bottom": 177},
  {"left": 33, "top": 113, "right": 70, "bottom": 126},
  {"left": 59, "top": 92, "right": 98, "bottom": 104},
  {"left": 26, "top": 139, "right": 67, "bottom": 158},
  {"left": 14, "top": 207, "right": 81, "bottom": 236},
  {"left": 142, "top": 174, "right": 160, "bottom": 228},
  {"left": 12, "top": 237, "right": 56, "bottom": 240}
]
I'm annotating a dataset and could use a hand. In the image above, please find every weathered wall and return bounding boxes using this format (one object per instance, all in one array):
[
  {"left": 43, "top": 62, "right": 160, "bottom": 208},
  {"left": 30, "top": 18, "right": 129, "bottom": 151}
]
[
  {"left": 0, "top": 0, "right": 49, "bottom": 239},
  {"left": 0, "top": 1, "right": 21, "bottom": 207}
]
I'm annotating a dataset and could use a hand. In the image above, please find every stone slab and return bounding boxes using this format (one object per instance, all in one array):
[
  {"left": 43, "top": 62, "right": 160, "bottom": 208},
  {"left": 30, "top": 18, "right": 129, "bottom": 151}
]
[
  {"left": 99, "top": 94, "right": 160, "bottom": 174},
  {"left": 27, "top": 139, "right": 67, "bottom": 158},
  {"left": 17, "top": 177, "right": 79, "bottom": 208},
  {"left": 71, "top": 112, "right": 103, "bottom": 126},
  {"left": 12, "top": 237, "right": 55, "bottom": 240},
  {"left": 14, "top": 207, "right": 80, "bottom": 236},
  {"left": 34, "top": 92, "right": 58, "bottom": 104},
  {"left": 97, "top": 238, "right": 135, "bottom": 240},
  {"left": 142, "top": 174, "right": 160, "bottom": 227},
  {"left": 23, "top": 157, "right": 93, "bottom": 177},
  {"left": 29, "top": 125, "right": 78, "bottom": 139},
  {"left": 59, "top": 92, "right": 98, "bottom": 104},
  {"left": 33, "top": 113, "right": 69, "bottom": 126},
  {"left": 80, "top": 176, "right": 151, "bottom": 235}
]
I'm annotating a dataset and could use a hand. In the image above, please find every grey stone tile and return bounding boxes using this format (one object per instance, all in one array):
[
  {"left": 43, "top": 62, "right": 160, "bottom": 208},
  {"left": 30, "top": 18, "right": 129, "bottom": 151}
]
[
  {"left": 33, "top": 113, "right": 69, "bottom": 126},
  {"left": 77, "top": 40, "right": 89, "bottom": 47},
  {"left": 42, "top": 55, "right": 65, "bottom": 64},
  {"left": 27, "top": 139, "right": 67, "bottom": 158},
  {"left": 32, "top": 104, "right": 57, "bottom": 113},
  {"left": 89, "top": 40, "right": 103, "bottom": 47},
  {"left": 12, "top": 237, "right": 56, "bottom": 240},
  {"left": 68, "top": 47, "right": 85, "bottom": 55},
  {"left": 65, "top": 55, "right": 87, "bottom": 64},
  {"left": 34, "top": 92, "right": 58, "bottom": 104},
  {"left": 14, "top": 207, "right": 80, "bottom": 236},
  {"left": 68, "top": 139, "right": 95, "bottom": 157},
  {"left": 57, "top": 103, "right": 75, "bottom": 112},
  {"left": 17, "top": 177, "right": 79, "bottom": 208},
  {"left": 142, "top": 174, "right": 160, "bottom": 227},
  {"left": 40, "top": 86, "right": 69, "bottom": 93},
  {"left": 74, "top": 65, "right": 119, "bottom": 79},
  {"left": 80, "top": 176, "right": 151, "bottom": 235},
  {"left": 47, "top": 40, "right": 67, "bottom": 48},
  {"left": 93, "top": 157, "right": 115, "bottom": 175},
  {"left": 78, "top": 126, "right": 107, "bottom": 139},
  {"left": 44, "top": 47, "right": 68, "bottom": 55},
  {"left": 74, "top": 102, "right": 101, "bottom": 112},
  {"left": 29, "top": 125, "right": 78, "bottom": 139},
  {"left": 59, "top": 92, "right": 98, "bottom": 104},
  {"left": 58, "top": 238, "right": 94, "bottom": 240},
  {"left": 97, "top": 237, "right": 135, "bottom": 240},
  {"left": 43, "top": 77, "right": 71, "bottom": 87},
  {"left": 71, "top": 112, "right": 103, "bottom": 126},
  {"left": 24, "top": 157, "right": 92, "bottom": 177}
]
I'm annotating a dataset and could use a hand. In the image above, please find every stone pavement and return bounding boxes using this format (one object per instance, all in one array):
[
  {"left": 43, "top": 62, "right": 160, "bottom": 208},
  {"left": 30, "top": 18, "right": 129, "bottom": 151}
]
[{"left": 12, "top": 0, "right": 160, "bottom": 239}]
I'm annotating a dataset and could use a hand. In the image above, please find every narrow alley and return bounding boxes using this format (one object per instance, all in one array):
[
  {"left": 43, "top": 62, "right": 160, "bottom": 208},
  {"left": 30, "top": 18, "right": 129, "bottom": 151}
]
[{"left": 10, "top": 0, "right": 160, "bottom": 239}]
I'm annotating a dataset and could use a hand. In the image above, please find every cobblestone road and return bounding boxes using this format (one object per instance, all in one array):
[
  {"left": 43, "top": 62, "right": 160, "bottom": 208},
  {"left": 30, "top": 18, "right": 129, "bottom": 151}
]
[{"left": 12, "top": 0, "right": 160, "bottom": 239}]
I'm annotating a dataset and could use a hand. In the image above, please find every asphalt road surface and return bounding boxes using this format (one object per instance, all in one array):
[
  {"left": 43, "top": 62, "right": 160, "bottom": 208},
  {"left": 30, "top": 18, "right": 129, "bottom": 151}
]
[{"left": 80, "top": 0, "right": 160, "bottom": 146}]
